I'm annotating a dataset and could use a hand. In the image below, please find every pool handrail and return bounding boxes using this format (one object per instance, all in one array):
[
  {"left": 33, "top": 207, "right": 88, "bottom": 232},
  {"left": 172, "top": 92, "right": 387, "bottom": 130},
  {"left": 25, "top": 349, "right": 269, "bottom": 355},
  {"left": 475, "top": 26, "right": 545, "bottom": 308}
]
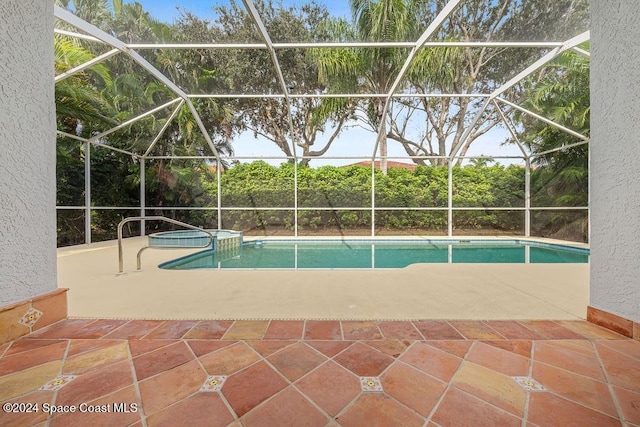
[{"left": 117, "top": 216, "right": 214, "bottom": 273}]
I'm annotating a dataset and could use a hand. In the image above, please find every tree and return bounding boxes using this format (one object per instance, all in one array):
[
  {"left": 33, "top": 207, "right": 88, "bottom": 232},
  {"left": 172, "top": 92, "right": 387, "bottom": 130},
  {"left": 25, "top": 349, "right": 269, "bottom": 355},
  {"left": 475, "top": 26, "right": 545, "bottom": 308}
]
[
  {"left": 515, "top": 47, "right": 590, "bottom": 241},
  {"left": 392, "top": 0, "right": 589, "bottom": 165},
  {"left": 55, "top": 36, "right": 113, "bottom": 134},
  {"left": 315, "top": 0, "right": 423, "bottom": 173},
  {"left": 193, "top": 0, "right": 356, "bottom": 164},
  {"left": 54, "top": 1, "right": 235, "bottom": 241},
  {"left": 54, "top": 33, "right": 116, "bottom": 245}
]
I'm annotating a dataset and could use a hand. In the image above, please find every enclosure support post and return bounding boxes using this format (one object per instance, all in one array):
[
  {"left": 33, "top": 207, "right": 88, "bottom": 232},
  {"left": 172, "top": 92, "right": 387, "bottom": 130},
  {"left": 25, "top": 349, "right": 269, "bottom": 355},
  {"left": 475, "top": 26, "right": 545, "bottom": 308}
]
[
  {"left": 217, "top": 160, "right": 222, "bottom": 230},
  {"left": 84, "top": 141, "right": 91, "bottom": 244},
  {"left": 140, "top": 158, "right": 146, "bottom": 236},
  {"left": 447, "top": 160, "right": 453, "bottom": 237},
  {"left": 371, "top": 162, "right": 376, "bottom": 237},
  {"left": 294, "top": 159, "right": 298, "bottom": 237},
  {"left": 525, "top": 158, "right": 531, "bottom": 237}
]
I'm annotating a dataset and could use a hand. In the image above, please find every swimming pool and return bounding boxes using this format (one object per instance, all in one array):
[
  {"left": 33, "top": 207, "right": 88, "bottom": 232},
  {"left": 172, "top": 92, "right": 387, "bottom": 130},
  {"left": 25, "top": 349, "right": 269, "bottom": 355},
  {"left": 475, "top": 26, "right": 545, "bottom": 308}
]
[{"left": 159, "top": 239, "right": 589, "bottom": 270}]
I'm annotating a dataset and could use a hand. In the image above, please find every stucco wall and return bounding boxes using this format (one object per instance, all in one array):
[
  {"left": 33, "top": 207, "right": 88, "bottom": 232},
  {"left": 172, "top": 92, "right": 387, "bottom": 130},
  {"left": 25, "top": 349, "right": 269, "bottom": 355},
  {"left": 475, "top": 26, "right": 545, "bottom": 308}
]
[
  {"left": 0, "top": 1, "right": 57, "bottom": 306},
  {"left": 590, "top": 1, "right": 640, "bottom": 322}
]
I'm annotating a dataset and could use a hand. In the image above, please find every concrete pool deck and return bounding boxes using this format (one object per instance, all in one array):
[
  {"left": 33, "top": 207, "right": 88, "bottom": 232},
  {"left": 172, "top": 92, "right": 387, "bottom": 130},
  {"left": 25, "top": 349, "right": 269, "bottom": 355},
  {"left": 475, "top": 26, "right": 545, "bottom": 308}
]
[{"left": 57, "top": 236, "right": 589, "bottom": 320}]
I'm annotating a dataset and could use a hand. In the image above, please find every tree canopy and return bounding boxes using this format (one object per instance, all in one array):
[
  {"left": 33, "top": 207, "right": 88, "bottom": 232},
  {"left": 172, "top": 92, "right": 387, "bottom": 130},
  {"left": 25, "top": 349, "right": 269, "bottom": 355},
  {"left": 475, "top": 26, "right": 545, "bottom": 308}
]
[{"left": 53, "top": 0, "right": 590, "bottom": 245}]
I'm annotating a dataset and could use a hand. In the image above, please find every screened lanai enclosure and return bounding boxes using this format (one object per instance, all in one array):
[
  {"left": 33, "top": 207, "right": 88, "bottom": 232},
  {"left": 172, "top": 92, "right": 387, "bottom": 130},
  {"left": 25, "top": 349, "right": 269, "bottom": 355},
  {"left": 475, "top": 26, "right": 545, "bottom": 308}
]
[{"left": 54, "top": 0, "right": 590, "bottom": 246}]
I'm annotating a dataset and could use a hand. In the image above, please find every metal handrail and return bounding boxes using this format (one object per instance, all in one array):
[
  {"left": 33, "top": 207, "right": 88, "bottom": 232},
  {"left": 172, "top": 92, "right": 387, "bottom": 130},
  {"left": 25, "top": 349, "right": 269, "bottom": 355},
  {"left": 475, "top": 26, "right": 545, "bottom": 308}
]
[{"left": 117, "top": 216, "right": 214, "bottom": 273}]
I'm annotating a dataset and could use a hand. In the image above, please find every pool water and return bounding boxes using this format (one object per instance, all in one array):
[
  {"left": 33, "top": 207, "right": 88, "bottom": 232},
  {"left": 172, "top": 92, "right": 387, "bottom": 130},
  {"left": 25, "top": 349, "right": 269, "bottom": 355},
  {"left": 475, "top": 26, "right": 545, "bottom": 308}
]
[{"left": 159, "top": 240, "right": 589, "bottom": 270}]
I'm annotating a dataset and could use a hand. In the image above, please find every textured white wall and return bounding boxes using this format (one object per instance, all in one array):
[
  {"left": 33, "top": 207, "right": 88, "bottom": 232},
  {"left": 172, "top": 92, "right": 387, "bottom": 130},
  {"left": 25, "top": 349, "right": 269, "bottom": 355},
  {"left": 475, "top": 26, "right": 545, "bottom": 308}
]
[
  {"left": 0, "top": 1, "right": 57, "bottom": 306},
  {"left": 590, "top": 2, "right": 640, "bottom": 322}
]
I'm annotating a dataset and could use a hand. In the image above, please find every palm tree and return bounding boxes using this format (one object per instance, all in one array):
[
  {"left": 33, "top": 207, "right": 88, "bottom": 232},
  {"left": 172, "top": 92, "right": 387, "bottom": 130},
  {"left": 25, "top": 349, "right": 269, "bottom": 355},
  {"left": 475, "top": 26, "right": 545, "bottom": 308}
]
[
  {"left": 315, "top": 0, "right": 421, "bottom": 174},
  {"left": 54, "top": 36, "right": 113, "bottom": 133},
  {"left": 516, "top": 48, "right": 590, "bottom": 240},
  {"left": 468, "top": 157, "right": 495, "bottom": 168}
]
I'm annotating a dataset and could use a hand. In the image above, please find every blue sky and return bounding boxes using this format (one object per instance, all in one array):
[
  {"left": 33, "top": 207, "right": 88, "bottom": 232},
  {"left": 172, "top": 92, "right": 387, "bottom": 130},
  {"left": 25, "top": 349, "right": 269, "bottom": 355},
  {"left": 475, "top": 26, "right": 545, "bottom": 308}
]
[{"left": 131, "top": 0, "right": 351, "bottom": 23}]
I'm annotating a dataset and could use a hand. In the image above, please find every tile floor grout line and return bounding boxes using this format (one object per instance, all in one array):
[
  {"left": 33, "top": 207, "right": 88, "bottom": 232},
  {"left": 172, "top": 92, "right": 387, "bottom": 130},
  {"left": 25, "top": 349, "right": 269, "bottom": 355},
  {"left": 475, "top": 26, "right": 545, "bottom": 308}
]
[
  {"left": 424, "top": 339, "right": 476, "bottom": 424},
  {"left": 514, "top": 320, "right": 547, "bottom": 340},
  {"left": 46, "top": 338, "right": 72, "bottom": 427},
  {"left": 520, "top": 320, "right": 581, "bottom": 340},
  {"left": 597, "top": 339, "right": 640, "bottom": 362},
  {"left": 130, "top": 341, "right": 194, "bottom": 381},
  {"left": 300, "top": 341, "right": 335, "bottom": 361},
  {"left": 220, "top": 320, "right": 238, "bottom": 340},
  {"left": 373, "top": 358, "right": 443, "bottom": 424},
  {"left": 232, "top": 347, "right": 329, "bottom": 422},
  {"left": 136, "top": 320, "right": 167, "bottom": 340},
  {"left": 453, "top": 386, "right": 527, "bottom": 423},
  {"left": 374, "top": 321, "right": 384, "bottom": 341},
  {"left": 409, "top": 321, "right": 428, "bottom": 341},
  {"left": 592, "top": 340, "right": 627, "bottom": 424},
  {"left": 125, "top": 340, "right": 149, "bottom": 427},
  {"left": 0, "top": 343, "right": 10, "bottom": 360},
  {"left": 260, "top": 343, "right": 311, "bottom": 386},
  {"left": 286, "top": 344, "right": 363, "bottom": 422},
  {"left": 521, "top": 340, "right": 536, "bottom": 427},
  {"left": 97, "top": 319, "right": 132, "bottom": 340},
  {"left": 218, "top": 341, "right": 267, "bottom": 378},
  {"left": 532, "top": 354, "right": 611, "bottom": 384},
  {"left": 310, "top": 340, "right": 356, "bottom": 360},
  {"left": 553, "top": 320, "right": 617, "bottom": 340},
  {"left": 28, "top": 318, "right": 70, "bottom": 339},
  {"left": 264, "top": 319, "right": 273, "bottom": 341},
  {"left": 131, "top": 339, "right": 182, "bottom": 360},
  {"left": 532, "top": 341, "right": 625, "bottom": 421},
  {"left": 331, "top": 391, "right": 364, "bottom": 420},
  {"left": 479, "top": 320, "right": 508, "bottom": 339},
  {"left": 549, "top": 319, "right": 591, "bottom": 340},
  {"left": 456, "top": 341, "right": 533, "bottom": 422},
  {"left": 445, "top": 321, "right": 469, "bottom": 340},
  {"left": 392, "top": 346, "right": 451, "bottom": 385},
  {"left": 179, "top": 320, "right": 203, "bottom": 340},
  {"left": 185, "top": 340, "right": 240, "bottom": 423},
  {"left": 288, "top": 376, "right": 336, "bottom": 423},
  {"left": 542, "top": 386, "right": 623, "bottom": 420}
]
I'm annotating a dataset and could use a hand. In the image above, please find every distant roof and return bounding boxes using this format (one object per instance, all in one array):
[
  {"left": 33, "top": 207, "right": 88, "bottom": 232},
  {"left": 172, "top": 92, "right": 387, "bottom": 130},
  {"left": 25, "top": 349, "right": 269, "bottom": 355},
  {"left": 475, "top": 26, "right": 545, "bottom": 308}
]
[{"left": 345, "top": 160, "right": 417, "bottom": 171}]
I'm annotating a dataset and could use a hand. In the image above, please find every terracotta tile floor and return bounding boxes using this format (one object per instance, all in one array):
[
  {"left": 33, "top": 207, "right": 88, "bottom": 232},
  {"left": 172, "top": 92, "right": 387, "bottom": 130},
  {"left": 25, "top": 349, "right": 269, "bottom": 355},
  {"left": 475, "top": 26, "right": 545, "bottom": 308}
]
[{"left": 1, "top": 318, "right": 639, "bottom": 426}]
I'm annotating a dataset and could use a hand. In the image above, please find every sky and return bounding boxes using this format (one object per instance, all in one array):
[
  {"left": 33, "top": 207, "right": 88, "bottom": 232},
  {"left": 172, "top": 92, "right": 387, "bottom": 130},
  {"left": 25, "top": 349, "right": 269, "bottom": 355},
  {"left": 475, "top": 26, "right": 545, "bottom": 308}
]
[
  {"left": 124, "top": 0, "right": 527, "bottom": 166},
  {"left": 132, "top": 0, "right": 352, "bottom": 23}
]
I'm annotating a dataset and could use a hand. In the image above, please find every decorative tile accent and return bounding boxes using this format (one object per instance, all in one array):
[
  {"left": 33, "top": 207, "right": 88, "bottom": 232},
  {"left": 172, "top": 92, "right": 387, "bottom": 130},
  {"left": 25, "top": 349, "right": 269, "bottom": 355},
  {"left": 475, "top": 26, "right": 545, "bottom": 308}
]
[
  {"left": 39, "top": 375, "right": 77, "bottom": 391},
  {"left": 19, "top": 307, "right": 43, "bottom": 328},
  {"left": 360, "top": 377, "right": 383, "bottom": 392},
  {"left": 201, "top": 375, "right": 227, "bottom": 392},
  {"left": 512, "top": 376, "right": 545, "bottom": 391}
]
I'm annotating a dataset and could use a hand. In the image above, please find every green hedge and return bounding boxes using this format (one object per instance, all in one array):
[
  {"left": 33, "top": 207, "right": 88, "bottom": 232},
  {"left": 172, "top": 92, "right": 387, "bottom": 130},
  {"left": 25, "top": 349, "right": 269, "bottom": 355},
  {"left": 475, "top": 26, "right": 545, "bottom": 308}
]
[
  {"left": 58, "top": 160, "right": 587, "bottom": 244},
  {"left": 200, "top": 162, "right": 525, "bottom": 233}
]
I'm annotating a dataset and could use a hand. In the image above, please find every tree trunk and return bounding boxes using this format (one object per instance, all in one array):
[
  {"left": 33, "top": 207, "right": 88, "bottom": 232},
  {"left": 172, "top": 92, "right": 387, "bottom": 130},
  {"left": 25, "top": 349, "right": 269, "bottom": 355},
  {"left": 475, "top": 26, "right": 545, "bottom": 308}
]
[{"left": 378, "top": 119, "right": 388, "bottom": 175}]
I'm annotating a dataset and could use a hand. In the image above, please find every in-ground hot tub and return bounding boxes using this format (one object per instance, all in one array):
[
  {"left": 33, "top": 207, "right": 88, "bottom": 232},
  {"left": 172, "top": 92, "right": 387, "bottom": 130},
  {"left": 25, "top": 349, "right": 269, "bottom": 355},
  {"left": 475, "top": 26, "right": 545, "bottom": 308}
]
[{"left": 148, "top": 229, "right": 242, "bottom": 252}]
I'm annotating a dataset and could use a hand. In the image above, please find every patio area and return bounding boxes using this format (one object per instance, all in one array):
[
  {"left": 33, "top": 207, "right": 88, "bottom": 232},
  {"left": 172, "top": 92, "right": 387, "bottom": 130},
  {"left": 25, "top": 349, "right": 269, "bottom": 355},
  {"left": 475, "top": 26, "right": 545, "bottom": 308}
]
[
  {"left": 57, "top": 236, "right": 590, "bottom": 320},
  {"left": 1, "top": 317, "right": 639, "bottom": 426}
]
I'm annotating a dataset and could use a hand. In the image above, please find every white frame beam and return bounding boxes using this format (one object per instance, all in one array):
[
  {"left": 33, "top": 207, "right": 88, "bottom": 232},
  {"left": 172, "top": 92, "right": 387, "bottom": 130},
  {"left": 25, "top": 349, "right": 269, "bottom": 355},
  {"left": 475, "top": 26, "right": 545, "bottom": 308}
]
[
  {"left": 53, "top": 5, "right": 591, "bottom": 241},
  {"left": 55, "top": 48, "right": 120, "bottom": 83},
  {"left": 54, "top": 6, "right": 223, "bottom": 163},
  {"left": 449, "top": 31, "right": 590, "bottom": 160},
  {"left": 496, "top": 97, "right": 589, "bottom": 141},
  {"left": 189, "top": 93, "right": 489, "bottom": 99},
  {"left": 127, "top": 41, "right": 564, "bottom": 50},
  {"left": 241, "top": 0, "right": 301, "bottom": 235},
  {"left": 143, "top": 100, "right": 185, "bottom": 157},
  {"left": 371, "top": 0, "right": 463, "bottom": 162}
]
